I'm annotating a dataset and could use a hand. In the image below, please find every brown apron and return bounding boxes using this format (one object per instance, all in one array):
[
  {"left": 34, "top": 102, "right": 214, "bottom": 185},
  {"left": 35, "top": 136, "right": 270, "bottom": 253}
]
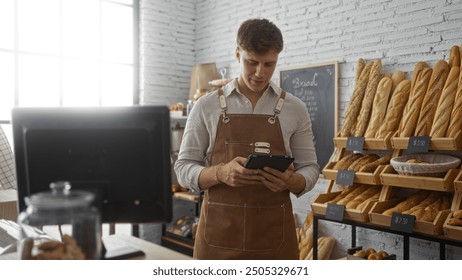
[{"left": 193, "top": 89, "right": 299, "bottom": 260}]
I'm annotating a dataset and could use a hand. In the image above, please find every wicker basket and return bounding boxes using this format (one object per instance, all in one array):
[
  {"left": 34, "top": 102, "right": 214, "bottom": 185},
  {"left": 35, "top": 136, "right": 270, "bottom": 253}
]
[{"left": 390, "top": 154, "right": 461, "bottom": 177}]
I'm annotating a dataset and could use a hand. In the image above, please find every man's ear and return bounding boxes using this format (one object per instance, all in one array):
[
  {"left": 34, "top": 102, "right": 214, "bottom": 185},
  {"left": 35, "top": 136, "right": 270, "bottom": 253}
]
[{"left": 235, "top": 47, "right": 240, "bottom": 62}]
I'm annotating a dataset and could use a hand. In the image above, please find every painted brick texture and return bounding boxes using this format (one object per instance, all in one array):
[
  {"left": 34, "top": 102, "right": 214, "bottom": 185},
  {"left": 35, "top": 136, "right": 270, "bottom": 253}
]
[{"left": 140, "top": 0, "right": 462, "bottom": 259}]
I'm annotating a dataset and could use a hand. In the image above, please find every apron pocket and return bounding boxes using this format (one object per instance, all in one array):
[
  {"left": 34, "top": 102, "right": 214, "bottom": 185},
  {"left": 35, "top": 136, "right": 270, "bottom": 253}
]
[
  {"left": 204, "top": 202, "right": 245, "bottom": 250},
  {"left": 225, "top": 140, "right": 253, "bottom": 160},
  {"left": 244, "top": 204, "right": 285, "bottom": 251}
]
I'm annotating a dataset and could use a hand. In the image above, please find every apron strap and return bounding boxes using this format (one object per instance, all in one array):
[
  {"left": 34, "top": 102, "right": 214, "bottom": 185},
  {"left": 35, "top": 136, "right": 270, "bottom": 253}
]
[
  {"left": 269, "top": 91, "right": 286, "bottom": 124},
  {"left": 218, "top": 89, "right": 287, "bottom": 124},
  {"left": 217, "top": 89, "right": 230, "bottom": 123}
]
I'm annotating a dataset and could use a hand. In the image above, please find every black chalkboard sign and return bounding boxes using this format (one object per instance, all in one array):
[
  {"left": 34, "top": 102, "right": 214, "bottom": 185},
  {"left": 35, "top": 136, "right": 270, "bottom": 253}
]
[{"left": 279, "top": 62, "right": 338, "bottom": 170}]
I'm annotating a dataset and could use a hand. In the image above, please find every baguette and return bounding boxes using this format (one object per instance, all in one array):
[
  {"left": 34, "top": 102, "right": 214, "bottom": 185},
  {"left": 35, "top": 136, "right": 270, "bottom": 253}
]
[
  {"left": 446, "top": 64, "right": 462, "bottom": 137},
  {"left": 347, "top": 154, "right": 380, "bottom": 172},
  {"left": 364, "top": 77, "right": 393, "bottom": 138},
  {"left": 353, "top": 59, "right": 382, "bottom": 136},
  {"left": 454, "top": 209, "right": 462, "bottom": 219},
  {"left": 397, "top": 68, "right": 433, "bottom": 137},
  {"left": 340, "top": 62, "right": 374, "bottom": 136},
  {"left": 449, "top": 45, "right": 461, "bottom": 69},
  {"left": 358, "top": 154, "right": 392, "bottom": 173},
  {"left": 410, "top": 61, "right": 429, "bottom": 96},
  {"left": 355, "top": 192, "right": 380, "bottom": 211},
  {"left": 391, "top": 70, "right": 406, "bottom": 93},
  {"left": 345, "top": 185, "right": 381, "bottom": 209},
  {"left": 430, "top": 66, "right": 460, "bottom": 137},
  {"left": 382, "top": 190, "right": 430, "bottom": 215},
  {"left": 333, "top": 153, "right": 363, "bottom": 170},
  {"left": 415, "top": 60, "right": 450, "bottom": 136},
  {"left": 327, "top": 186, "right": 358, "bottom": 204},
  {"left": 402, "top": 192, "right": 442, "bottom": 214},
  {"left": 337, "top": 185, "right": 370, "bottom": 205},
  {"left": 448, "top": 218, "right": 462, "bottom": 226},
  {"left": 376, "top": 80, "right": 411, "bottom": 138},
  {"left": 355, "top": 58, "right": 366, "bottom": 84}
]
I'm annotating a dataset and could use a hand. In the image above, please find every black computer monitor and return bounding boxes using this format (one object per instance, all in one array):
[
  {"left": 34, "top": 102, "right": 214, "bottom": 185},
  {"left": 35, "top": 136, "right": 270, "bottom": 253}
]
[{"left": 12, "top": 106, "right": 172, "bottom": 224}]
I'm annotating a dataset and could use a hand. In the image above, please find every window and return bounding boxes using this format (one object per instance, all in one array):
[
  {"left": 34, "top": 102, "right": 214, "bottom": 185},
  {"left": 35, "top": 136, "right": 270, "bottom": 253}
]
[{"left": 0, "top": 0, "right": 139, "bottom": 124}]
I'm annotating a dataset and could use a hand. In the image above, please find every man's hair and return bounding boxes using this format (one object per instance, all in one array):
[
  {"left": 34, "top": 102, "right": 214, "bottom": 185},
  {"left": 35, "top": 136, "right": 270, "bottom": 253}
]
[{"left": 236, "top": 18, "right": 283, "bottom": 54}]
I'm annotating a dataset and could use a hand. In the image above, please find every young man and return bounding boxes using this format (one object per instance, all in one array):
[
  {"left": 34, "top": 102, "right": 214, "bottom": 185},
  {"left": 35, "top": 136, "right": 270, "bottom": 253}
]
[{"left": 174, "top": 18, "right": 319, "bottom": 259}]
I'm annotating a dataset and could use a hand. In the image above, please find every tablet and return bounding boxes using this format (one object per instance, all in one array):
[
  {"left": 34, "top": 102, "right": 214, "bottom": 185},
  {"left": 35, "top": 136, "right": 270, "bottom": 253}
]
[{"left": 244, "top": 154, "right": 294, "bottom": 172}]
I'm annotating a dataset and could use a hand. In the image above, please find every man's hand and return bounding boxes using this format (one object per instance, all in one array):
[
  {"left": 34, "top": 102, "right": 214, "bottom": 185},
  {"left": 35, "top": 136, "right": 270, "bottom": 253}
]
[{"left": 217, "top": 156, "right": 262, "bottom": 187}]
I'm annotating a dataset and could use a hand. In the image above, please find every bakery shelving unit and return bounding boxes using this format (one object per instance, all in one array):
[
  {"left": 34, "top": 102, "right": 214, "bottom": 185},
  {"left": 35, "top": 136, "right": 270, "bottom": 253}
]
[
  {"left": 311, "top": 135, "right": 462, "bottom": 260},
  {"left": 161, "top": 192, "right": 201, "bottom": 257}
]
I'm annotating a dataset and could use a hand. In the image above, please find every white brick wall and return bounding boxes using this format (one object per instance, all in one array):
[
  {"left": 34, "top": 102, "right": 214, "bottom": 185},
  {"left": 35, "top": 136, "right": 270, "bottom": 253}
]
[
  {"left": 140, "top": 0, "right": 462, "bottom": 259},
  {"left": 139, "top": 0, "right": 196, "bottom": 107}
]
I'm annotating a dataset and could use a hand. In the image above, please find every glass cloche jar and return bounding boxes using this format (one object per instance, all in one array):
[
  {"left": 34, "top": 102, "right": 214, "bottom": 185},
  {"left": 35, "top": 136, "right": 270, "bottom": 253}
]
[{"left": 17, "top": 181, "right": 102, "bottom": 260}]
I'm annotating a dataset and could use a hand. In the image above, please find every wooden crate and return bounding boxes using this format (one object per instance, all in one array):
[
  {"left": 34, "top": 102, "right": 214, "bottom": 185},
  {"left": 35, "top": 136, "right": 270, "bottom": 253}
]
[
  {"left": 323, "top": 162, "right": 385, "bottom": 185},
  {"left": 333, "top": 131, "right": 393, "bottom": 150},
  {"left": 380, "top": 165, "right": 459, "bottom": 192},
  {"left": 391, "top": 130, "right": 462, "bottom": 150},
  {"left": 443, "top": 193, "right": 462, "bottom": 241},
  {"left": 454, "top": 170, "right": 462, "bottom": 193},
  {"left": 311, "top": 191, "right": 379, "bottom": 223},
  {"left": 369, "top": 199, "right": 451, "bottom": 236}
]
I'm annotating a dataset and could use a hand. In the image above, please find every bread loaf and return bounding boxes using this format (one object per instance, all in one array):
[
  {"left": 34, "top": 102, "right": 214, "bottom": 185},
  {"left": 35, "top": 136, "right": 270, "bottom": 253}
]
[
  {"left": 420, "top": 195, "right": 450, "bottom": 222},
  {"left": 347, "top": 154, "right": 380, "bottom": 172},
  {"left": 391, "top": 70, "right": 406, "bottom": 93},
  {"left": 358, "top": 154, "right": 392, "bottom": 173},
  {"left": 353, "top": 59, "right": 382, "bottom": 136},
  {"left": 376, "top": 80, "right": 411, "bottom": 138},
  {"left": 333, "top": 153, "right": 363, "bottom": 170},
  {"left": 340, "top": 62, "right": 374, "bottom": 136},
  {"left": 446, "top": 65, "right": 462, "bottom": 137},
  {"left": 410, "top": 61, "right": 429, "bottom": 95},
  {"left": 355, "top": 192, "right": 380, "bottom": 211},
  {"left": 448, "top": 218, "right": 462, "bottom": 226},
  {"left": 397, "top": 68, "right": 433, "bottom": 137},
  {"left": 415, "top": 60, "right": 450, "bottom": 136},
  {"left": 402, "top": 192, "right": 441, "bottom": 216},
  {"left": 337, "top": 185, "right": 370, "bottom": 205},
  {"left": 364, "top": 77, "right": 393, "bottom": 138},
  {"left": 355, "top": 58, "right": 366, "bottom": 84},
  {"left": 345, "top": 185, "right": 381, "bottom": 209},
  {"left": 382, "top": 190, "right": 430, "bottom": 215},
  {"left": 449, "top": 45, "right": 461, "bottom": 69},
  {"left": 430, "top": 66, "right": 460, "bottom": 137},
  {"left": 306, "top": 236, "right": 336, "bottom": 260},
  {"left": 327, "top": 186, "right": 357, "bottom": 204},
  {"left": 454, "top": 209, "right": 462, "bottom": 219}
]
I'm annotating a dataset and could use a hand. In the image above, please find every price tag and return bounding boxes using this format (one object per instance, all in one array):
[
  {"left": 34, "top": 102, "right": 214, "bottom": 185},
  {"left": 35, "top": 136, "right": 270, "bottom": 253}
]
[
  {"left": 336, "top": 170, "right": 355, "bottom": 186},
  {"left": 390, "top": 213, "right": 415, "bottom": 233},
  {"left": 325, "top": 203, "right": 345, "bottom": 222},
  {"left": 346, "top": 137, "right": 365, "bottom": 151},
  {"left": 407, "top": 136, "right": 431, "bottom": 153}
]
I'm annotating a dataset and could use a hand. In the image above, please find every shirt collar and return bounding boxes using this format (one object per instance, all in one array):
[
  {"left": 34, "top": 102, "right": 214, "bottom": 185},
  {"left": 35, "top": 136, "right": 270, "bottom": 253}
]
[{"left": 222, "top": 78, "right": 282, "bottom": 97}]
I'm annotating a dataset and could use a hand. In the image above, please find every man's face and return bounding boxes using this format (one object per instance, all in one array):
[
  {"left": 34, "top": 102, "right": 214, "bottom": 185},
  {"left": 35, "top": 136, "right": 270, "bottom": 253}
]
[{"left": 236, "top": 47, "right": 279, "bottom": 95}]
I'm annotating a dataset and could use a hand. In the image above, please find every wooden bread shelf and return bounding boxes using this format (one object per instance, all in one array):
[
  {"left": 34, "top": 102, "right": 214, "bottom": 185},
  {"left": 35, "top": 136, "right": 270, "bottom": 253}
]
[
  {"left": 369, "top": 199, "right": 451, "bottom": 236},
  {"left": 380, "top": 165, "right": 459, "bottom": 192},
  {"left": 311, "top": 191, "right": 379, "bottom": 223},
  {"left": 443, "top": 193, "right": 462, "bottom": 241},
  {"left": 390, "top": 130, "right": 462, "bottom": 150},
  {"left": 333, "top": 131, "right": 393, "bottom": 150},
  {"left": 323, "top": 162, "right": 385, "bottom": 185},
  {"left": 454, "top": 171, "right": 462, "bottom": 192}
]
